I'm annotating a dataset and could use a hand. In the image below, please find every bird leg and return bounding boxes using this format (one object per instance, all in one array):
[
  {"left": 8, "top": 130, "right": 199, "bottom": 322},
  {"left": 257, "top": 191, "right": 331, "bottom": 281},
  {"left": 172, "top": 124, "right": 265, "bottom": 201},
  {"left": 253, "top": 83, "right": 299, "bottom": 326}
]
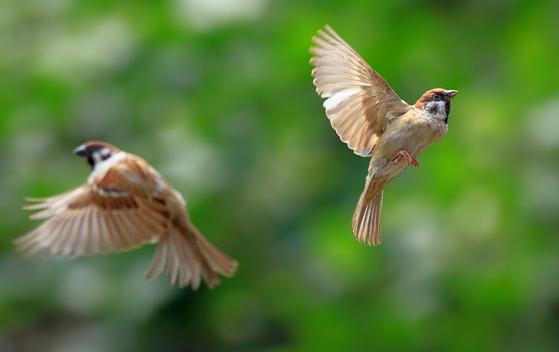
[{"left": 391, "top": 149, "right": 419, "bottom": 167}]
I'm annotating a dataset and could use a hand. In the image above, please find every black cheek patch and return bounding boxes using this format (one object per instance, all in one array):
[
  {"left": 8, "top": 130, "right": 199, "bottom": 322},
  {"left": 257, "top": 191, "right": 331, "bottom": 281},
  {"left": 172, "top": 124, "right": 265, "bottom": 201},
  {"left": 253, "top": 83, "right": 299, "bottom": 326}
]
[{"left": 428, "top": 104, "right": 439, "bottom": 114}]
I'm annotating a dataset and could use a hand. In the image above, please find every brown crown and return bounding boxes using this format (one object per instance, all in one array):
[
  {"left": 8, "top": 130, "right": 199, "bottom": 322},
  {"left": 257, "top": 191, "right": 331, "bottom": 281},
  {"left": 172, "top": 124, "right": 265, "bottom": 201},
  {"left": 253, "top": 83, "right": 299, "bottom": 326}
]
[{"left": 414, "top": 88, "right": 456, "bottom": 109}]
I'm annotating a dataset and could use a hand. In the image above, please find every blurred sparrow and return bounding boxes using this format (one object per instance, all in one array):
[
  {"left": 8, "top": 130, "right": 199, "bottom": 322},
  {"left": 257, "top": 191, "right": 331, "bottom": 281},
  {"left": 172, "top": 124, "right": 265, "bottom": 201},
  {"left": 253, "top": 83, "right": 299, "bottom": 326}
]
[
  {"left": 311, "top": 26, "right": 458, "bottom": 245},
  {"left": 15, "top": 141, "right": 238, "bottom": 289}
]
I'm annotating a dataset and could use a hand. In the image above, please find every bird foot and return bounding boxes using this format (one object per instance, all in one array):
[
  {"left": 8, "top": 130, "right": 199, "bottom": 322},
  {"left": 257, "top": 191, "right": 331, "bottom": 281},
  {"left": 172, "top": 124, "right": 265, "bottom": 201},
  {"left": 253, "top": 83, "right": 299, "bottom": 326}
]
[{"left": 391, "top": 150, "right": 419, "bottom": 167}]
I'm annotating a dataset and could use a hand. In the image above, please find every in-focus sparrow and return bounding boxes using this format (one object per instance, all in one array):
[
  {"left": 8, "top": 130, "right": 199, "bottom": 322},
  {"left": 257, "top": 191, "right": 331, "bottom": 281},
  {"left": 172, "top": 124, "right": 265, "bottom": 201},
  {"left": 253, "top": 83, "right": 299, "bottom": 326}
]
[
  {"left": 15, "top": 141, "right": 238, "bottom": 289},
  {"left": 310, "top": 26, "right": 458, "bottom": 245}
]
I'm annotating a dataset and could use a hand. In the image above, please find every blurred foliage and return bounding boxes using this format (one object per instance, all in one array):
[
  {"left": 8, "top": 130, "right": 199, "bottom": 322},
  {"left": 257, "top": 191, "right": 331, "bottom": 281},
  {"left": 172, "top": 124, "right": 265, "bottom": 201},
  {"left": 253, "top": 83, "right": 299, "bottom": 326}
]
[{"left": 1, "top": 0, "right": 559, "bottom": 351}]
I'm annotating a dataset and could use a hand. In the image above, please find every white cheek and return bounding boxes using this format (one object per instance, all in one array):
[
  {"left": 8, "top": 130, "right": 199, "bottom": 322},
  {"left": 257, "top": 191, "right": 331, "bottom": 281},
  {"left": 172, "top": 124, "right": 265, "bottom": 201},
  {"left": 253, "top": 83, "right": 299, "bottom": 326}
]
[
  {"left": 92, "top": 153, "right": 104, "bottom": 164},
  {"left": 425, "top": 101, "right": 447, "bottom": 120},
  {"left": 88, "top": 152, "right": 127, "bottom": 183}
]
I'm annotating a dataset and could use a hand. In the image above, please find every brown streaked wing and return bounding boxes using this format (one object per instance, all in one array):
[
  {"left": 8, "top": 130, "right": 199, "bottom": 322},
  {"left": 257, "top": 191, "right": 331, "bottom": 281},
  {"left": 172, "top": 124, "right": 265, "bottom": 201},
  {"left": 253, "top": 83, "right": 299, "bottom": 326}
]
[
  {"left": 16, "top": 187, "right": 169, "bottom": 258},
  {"left": 311, "top": 25, "right": 410, "bottom": 156}
]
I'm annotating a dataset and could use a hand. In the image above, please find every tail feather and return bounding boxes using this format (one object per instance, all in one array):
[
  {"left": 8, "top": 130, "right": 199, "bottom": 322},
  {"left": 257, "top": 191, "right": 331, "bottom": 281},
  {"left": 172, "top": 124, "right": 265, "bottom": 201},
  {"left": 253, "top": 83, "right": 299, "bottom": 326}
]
[
  {"left": 352, "top": 179, "right": 384, "bottom": 245},
  {"left": 145, "top": 223, "right": 238, "bottom": 289}
]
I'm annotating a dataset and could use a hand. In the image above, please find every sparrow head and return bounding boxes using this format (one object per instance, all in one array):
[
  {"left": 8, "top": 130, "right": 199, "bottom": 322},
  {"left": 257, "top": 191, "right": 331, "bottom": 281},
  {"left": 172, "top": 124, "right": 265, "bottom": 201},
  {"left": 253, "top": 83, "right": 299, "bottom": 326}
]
[
  {"left": 414, "top": 88, "right": 458, "bottom": 124},
  {"left": 73, "top": 141, "right": 120, "bottom": 169}
]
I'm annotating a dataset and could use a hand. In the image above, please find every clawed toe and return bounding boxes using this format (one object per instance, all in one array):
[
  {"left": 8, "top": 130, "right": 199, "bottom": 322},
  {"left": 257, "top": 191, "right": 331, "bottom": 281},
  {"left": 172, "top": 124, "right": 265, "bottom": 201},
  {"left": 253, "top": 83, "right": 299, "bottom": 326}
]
[{"left": 391, "top": 150, "right": 419, "bottom": 167}]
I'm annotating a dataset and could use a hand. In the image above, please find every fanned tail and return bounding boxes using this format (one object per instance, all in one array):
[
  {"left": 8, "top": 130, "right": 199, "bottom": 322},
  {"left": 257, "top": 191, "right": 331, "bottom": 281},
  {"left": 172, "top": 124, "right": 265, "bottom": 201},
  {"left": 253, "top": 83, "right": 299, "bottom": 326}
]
[
  {"left": 145, "top": 221, "right": 238, "bottom": 289},
  {"left": 352, "top": 177, "right": 384, "bottom": 246}
]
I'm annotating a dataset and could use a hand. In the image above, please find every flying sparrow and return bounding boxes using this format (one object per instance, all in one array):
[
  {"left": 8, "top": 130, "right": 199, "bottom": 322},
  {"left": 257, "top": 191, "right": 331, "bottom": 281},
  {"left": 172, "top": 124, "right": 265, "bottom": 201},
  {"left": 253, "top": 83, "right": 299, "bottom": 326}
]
[
  {"left": 310, "top": 26, "right": 458, "bottom": 245},
  {"left": 15, "top": 141, "right": 238, "bottom": 289}
]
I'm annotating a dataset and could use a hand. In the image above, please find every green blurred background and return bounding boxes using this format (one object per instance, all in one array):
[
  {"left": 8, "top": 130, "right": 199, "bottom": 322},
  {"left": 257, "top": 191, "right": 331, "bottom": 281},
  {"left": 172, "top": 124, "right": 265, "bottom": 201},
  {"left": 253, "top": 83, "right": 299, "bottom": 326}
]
[{"left": 1, "top": 0, "right": 559, "bottom": 351}]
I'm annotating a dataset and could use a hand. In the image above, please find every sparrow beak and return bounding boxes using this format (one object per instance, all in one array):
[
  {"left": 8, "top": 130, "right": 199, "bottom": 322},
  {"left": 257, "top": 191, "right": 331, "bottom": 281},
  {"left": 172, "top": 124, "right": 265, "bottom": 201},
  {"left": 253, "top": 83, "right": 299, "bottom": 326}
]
[
  {"left": 73, "top": 145, "right": 87, "bottom": 157},
  {"left": 444, "top": 90, "right": 458, "bottom": 98}
]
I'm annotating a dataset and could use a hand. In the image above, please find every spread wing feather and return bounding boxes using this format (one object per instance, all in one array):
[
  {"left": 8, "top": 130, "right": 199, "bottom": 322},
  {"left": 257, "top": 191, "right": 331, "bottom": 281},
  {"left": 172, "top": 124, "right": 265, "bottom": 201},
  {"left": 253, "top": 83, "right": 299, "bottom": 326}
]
[
  {"left": 15, "top": 161, "right": 170, "bottom": 257},
  {"left": 311, "top": 25, "right": 410, "bottom": 156}
]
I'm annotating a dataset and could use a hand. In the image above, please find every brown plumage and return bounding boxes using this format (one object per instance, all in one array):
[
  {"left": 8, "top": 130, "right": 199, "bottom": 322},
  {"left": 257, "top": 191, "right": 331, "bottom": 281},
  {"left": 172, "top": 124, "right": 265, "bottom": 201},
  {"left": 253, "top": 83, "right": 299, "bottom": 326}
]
[
  {"left": 311, "top": 26, "right": 458, "bottom": 245},
  {"left": 15, "top": 141, "right": 238, "bottom": 289}
]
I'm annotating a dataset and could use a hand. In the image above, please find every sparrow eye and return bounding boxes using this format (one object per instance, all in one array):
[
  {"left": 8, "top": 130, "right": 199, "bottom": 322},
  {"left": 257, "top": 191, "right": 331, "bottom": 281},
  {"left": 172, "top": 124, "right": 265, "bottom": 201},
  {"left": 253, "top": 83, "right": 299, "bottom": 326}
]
[{"left": 433, "top": 93, "right": 443, "bottom": 101}]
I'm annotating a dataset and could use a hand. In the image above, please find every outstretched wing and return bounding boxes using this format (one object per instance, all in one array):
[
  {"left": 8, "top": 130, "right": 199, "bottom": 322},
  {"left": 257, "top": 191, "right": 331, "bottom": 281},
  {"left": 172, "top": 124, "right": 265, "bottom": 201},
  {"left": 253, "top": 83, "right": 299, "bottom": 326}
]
[
  {"left": 311, "top": 26, "right": 410, "bottom": 156},
  {"left": 15, "top": 157, "right": 170, "bottom": 257}
]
